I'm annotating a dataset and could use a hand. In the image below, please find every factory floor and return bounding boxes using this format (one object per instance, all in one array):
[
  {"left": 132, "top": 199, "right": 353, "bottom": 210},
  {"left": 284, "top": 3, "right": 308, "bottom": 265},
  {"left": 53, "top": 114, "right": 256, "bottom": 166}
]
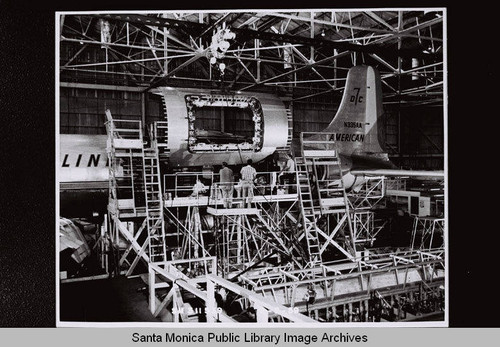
[{"left": 59, "top": 275, "right": 159, "bottom": 323}]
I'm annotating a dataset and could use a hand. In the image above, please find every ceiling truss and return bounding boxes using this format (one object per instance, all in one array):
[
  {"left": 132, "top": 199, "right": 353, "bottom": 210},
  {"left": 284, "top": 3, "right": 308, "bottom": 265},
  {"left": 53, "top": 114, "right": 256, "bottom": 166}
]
[{"left": 59, "top": 9, "right": 444, "bottom": 106}]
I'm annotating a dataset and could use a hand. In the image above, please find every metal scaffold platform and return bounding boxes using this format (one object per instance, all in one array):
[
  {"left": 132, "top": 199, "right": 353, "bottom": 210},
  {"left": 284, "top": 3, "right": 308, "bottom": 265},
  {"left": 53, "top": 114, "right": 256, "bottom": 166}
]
[
  {"left": 104, "top": 110, "right": 167, "bottom": 276},
  {"left": 100, "top": 122, "right": 445, "bottom": 323}
]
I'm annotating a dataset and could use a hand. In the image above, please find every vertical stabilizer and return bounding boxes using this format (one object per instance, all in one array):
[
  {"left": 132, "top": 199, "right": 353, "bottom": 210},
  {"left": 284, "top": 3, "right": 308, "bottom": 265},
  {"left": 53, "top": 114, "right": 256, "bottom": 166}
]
[{"left": 315, "top": 65, "right": 385, "bottom": 157}]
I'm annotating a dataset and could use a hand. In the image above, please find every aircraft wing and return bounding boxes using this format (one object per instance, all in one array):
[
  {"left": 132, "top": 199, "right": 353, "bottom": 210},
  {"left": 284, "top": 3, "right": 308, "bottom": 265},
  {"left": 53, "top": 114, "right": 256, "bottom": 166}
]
[{"left": 351, "top": 169, "right": 445, "bottom": 177}]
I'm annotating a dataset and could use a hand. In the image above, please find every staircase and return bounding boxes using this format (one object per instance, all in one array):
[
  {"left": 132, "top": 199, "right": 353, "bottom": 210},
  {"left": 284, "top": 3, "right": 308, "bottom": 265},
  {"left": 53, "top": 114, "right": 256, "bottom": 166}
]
[
  {"left": 298, "top": 132, "right": 357, "bottom": 260},
  {"left": 300, "top": 134, "right": 348, "bottom": 215}
]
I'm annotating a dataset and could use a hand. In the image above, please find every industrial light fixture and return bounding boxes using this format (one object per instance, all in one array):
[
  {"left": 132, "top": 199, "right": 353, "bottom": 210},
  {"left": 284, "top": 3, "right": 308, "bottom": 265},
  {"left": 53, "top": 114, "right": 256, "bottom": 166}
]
[
  {"left": 321, "top": 29, "right": 325, "bottom": 37},
  {"left": 207, "top": 23, "right": 235, "bottom": 76},
  {"left": 219, "top": 62, "right": 226, "bottom": 73}
]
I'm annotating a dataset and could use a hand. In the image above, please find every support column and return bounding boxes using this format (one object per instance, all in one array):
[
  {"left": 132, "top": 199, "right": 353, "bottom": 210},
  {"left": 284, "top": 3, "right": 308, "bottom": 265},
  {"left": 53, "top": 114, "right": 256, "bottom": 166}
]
[
  {"left": 255, "top": 304, "right": 269, "bottom": 323},
  {"left": 364, "top": 299, "right": 369, "bottom": 322},
  {"left": 141, "top": 92, "right": 146, "bottom": 134},
  {"left": 148, "top": 263, "right": 156, "bottom": 314},
  {"left": 206, "top": 279, "right": 216, "bottom": 323}
]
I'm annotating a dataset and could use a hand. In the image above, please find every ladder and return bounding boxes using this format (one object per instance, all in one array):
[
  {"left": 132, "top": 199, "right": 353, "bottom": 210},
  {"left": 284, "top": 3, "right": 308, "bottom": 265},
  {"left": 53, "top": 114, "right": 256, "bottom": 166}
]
[
  {"left": 295, "top": 157, "right": 323, "bottom": 265},
  {"left": 215, "top": 214, "right": 244, "bottom": 276},
  {"left": 300, "top": 132, "right": 357, "bottom": 259},
  {"left": 142, "top": 146, "right": 167, "bottom": 263}
]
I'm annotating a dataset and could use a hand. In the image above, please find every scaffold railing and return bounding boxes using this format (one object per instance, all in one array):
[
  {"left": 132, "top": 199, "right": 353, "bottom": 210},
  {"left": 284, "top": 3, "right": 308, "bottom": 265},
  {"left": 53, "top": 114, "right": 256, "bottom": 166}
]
[
  {"left": 162, "top": 171, "right": 298, "bottom": 208},
  {"left": 238, "top": 247, "right": 444, "bottom": 312},
  {"left": 348, "top": 176, "right": 385, "bottom": 209}
]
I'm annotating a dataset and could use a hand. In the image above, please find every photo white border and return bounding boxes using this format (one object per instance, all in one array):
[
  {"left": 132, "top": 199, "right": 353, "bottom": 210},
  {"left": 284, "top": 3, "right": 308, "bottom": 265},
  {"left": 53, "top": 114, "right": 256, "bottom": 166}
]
[{"left": 55, "top": 7, "right": 448, "bottom": 329}]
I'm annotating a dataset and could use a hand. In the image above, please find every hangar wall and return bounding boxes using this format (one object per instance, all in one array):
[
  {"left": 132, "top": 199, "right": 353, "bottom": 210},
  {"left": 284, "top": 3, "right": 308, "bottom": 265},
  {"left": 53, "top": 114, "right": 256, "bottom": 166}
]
[{"left": 59, "top": 86, "right": 163, "bottom": 134}]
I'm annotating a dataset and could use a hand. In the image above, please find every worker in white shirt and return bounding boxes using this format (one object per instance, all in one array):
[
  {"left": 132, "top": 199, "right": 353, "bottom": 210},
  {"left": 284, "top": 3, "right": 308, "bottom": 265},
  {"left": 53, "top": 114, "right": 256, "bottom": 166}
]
[
  {"left": 240, "top": 159, "right": 257, "bottom": 207},
  {"left": 279, "top": 154, "right": 296, "bottom": 188},
  {"left": 191, "top": 178, "right": 207, "bottom": 197}
]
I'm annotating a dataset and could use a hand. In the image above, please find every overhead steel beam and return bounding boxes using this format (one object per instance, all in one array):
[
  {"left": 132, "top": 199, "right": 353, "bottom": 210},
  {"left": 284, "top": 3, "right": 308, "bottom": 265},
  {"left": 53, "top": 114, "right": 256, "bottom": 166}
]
[
  {"left": 63, "top": 25, "right": 159, "bottom": 75},
  {"left": 236, "top": 13, "right": 262, "bottom": 28},
  {"left": 265, "top": 77, "right": 346, "bottom": 85},
  {"left": 65, "top": 52, "right": 196, "bottom": 68},
  {"left": 226, "top": 12, "right": 245, "bottom": 26},
  {"left": 193, "top": 12, "right": 231, "bottom": 41},
  {"left": 226, "top": 43, "right": 303, "bottom": 54},
  {"left": 59, "top": 82, "right": 145, "bottom": 92},
  {"left": 231, "top": 26, "right": 429, "bottom": 58},
  {"left": 92, "top": 13, "right": 438, "bottom": 58},
  {"left": 144, "top": 50, "right": 207, "bottom": 91},
  {"left": 365, "top": 11, "right": 397, "bottom": 31},
  {"left": 146, "top": 37, "right": 165, "bottom": 73},
  {"left": 234, "top": 57, "right": 257, "bottom": 82},
  {"left": 61, "top": 37, "right": 192, "bottom": 54},
  {"left": 291, "top": 45, "right": 335, "bottom": 90},
  {"left": 238, "top": 50, "right": 350, "bottom": 91},
  {"left": 369, "top": 53, "right": 397, "bottom": 72},
  {"left": 368, "top": 16, "right": 443, "bottom": 46},
  {"left": 266, "top": 12, "right": 395, "bottom": 34},
  {"left": 94, "top": 13, "right": 205, "bottom": 34},
  {"left": 63, "top": 43, "right": 88, "bottom": 67},
  {"left": 146, "top": 25, "right": 197, "bottom": 52},
  {"left": 398, "top": 81, "right": 443, "bottom": 95}
]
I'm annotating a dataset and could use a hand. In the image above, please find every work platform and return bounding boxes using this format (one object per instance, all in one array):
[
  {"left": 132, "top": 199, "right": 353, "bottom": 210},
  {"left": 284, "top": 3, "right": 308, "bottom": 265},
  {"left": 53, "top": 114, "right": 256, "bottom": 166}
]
[
  {"left": 207, "top": 207, "right": 260, "bottom": 216},
  {"left": 96, "top": 118, "right": 446, "bottom": 323},
  {"left": 163, "top": 193, "right": 298, "bottom": 208}
]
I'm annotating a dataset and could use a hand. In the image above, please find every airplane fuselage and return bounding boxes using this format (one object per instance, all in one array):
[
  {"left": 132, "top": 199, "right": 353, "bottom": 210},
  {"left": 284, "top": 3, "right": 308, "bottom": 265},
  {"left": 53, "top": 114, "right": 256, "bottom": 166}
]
[{"left": 58, "top": 65, "right": 442, "bottom": 217}]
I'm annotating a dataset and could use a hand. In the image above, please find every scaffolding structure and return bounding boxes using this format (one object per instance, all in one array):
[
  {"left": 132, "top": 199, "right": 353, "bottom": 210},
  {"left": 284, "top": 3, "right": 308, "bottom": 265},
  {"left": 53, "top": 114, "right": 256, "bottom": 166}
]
[
  {"left": 351, "top": 210, "right": 381, "bottom": 247},
  {"left": 240, "top": 248, "right": 444, "bottom": 321},
  {"left": 104, "top": 110, "right": 167, "bottom": 275},
  {"left": 411, "top": 217, "right": 445, "bottom": 251},
  {"left": 296, "top": 132, "right": 357, "bottom": 265},
  {"left": 100, "top": 120, "right": 446, "bottom": 322},
  {"left": 348, "top": 176, "right": 385, "bottom": 209}
]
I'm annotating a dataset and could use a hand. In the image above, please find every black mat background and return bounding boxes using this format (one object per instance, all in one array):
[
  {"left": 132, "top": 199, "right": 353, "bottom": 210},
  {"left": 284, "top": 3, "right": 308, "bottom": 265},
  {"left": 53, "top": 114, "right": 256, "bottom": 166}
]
[{"left": 0, "top": 0, "right": 496, "bottom": 327}]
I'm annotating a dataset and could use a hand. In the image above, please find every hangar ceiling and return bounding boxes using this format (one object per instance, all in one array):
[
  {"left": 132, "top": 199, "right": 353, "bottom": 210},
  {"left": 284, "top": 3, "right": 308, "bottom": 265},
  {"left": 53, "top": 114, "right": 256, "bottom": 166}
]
[{"left": 59, "top": 10, "right": 444, "bottom": 106}]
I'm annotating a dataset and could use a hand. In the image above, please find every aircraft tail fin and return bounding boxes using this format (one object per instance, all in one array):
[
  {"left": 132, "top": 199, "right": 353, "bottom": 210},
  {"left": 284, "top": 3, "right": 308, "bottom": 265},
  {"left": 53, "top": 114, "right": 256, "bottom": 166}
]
[{"left": 315, "top": 65, "right": 386, "bottom": 157}]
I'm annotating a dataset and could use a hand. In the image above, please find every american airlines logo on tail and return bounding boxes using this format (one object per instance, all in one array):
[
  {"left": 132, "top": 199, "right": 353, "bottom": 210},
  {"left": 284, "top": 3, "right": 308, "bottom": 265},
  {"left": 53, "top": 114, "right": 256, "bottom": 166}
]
[{"left": 328, "top": 133, "right": 365, "bottom": 142}]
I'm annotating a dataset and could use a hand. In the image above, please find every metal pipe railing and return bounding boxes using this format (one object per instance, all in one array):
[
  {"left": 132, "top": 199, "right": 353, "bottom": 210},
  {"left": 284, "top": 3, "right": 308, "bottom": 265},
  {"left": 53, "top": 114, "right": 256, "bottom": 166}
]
[{"left": 162, "top": 170, "right": 298, "bottom": 201}]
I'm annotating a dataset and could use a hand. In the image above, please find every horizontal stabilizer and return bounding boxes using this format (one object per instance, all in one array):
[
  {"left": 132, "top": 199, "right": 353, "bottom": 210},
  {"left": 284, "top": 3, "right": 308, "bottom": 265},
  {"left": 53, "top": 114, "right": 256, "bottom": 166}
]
[{"left": 351, "top": 169, "right": 445, "bottom": 177}]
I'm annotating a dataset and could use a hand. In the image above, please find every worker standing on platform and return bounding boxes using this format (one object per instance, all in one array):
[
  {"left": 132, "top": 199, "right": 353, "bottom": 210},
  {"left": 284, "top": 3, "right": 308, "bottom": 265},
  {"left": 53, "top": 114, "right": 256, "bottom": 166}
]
[
  {"left": 279, "top": 154, "right": 296, "bottom": 189},
  {"left": 219, "top": 162, "right": 234, "bottom": 208},
  {"left": 240, "top": 159, "right": 257, "bottom": 207},
  {"left": 191, "top": 178, "right": 207, "bottom": 197}
]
